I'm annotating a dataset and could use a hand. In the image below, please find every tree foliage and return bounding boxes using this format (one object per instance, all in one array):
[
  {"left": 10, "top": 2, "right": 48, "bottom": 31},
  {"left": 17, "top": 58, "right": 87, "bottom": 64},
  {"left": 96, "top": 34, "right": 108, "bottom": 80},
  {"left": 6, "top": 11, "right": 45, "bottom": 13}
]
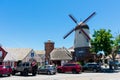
[
  {"left": 91, "top": 29, "right": 113, "bottom": 56},
  {"left": 114, "top": 34, "right": 120, "bottom": 46}
]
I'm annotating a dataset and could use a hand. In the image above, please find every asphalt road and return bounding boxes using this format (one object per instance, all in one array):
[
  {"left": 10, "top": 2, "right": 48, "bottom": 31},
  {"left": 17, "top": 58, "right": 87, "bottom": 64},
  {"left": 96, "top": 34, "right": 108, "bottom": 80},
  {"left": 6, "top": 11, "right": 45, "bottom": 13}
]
[{"left": 0, "top": 71, "right": 120, "bottom": 80}]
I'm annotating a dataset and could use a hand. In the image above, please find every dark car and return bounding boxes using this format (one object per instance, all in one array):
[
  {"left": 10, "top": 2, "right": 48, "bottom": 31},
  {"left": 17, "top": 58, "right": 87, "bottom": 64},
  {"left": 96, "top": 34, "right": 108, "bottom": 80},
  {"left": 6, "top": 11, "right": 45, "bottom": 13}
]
[
  {"left": 82, "top": 63, "right": 101, "bottom": 72},
  {"left": 0, "top": 65, "right": 12, "bottom": 77},
  {"left": 38, "top": 65, "right": 56, "bottom": 75},
  {"left": 57, "top": 63, "right": 82, "bottom": 74}
]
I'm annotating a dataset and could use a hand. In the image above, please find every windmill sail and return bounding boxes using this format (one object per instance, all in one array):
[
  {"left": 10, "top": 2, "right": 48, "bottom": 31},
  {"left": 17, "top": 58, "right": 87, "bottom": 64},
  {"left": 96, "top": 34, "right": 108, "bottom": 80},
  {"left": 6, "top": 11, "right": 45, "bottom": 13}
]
[
  {"left": 77, "top": 12, "right": 96, "bottom": 40},
  {"left": 63, "top": 12, "right": 96, "bottom": 39},
  {"left": 63, "top": 28, "right": 75, "bottom": 39}
]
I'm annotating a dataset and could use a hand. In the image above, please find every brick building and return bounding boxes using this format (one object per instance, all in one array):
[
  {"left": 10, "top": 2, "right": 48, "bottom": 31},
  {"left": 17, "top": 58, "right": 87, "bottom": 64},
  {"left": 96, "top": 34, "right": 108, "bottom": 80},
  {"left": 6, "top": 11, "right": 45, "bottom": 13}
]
[{"left": 44, "top": 40, "right": 54, "bottom": 64}]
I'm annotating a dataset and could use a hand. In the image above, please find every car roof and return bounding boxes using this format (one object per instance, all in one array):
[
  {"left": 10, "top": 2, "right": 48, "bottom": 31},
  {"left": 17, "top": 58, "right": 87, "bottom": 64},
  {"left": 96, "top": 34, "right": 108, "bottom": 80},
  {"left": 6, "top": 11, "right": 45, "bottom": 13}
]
[
  {"left": 45, "top": 65, "right": 55, "bottom": 66},
  {"left": 86, "top": 62, "right": 98, "bottom": 64}
]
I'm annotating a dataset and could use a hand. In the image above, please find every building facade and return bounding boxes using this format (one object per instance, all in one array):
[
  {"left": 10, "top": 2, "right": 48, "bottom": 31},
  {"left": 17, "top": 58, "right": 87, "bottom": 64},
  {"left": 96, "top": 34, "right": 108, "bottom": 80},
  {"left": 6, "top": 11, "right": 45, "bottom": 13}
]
[
  {"left": 0, "top": 46, "right": 7, "bottom": 65},
  {"left": 44, "top": 40, "right": 54, "bottom": 64}
]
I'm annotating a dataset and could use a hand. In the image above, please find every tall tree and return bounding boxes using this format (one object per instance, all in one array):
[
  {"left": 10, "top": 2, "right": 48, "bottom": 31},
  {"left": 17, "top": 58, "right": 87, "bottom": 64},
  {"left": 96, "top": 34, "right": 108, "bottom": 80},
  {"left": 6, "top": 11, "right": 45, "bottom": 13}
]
[
  {"left": 114, "top": 34, "right": 120, "bottom": 47},
  {"left": 91, "top": 29, "right": 113, "bottom": 56},
  {"left": 112, "top": 34, "right": 120, "bottom": 55}
]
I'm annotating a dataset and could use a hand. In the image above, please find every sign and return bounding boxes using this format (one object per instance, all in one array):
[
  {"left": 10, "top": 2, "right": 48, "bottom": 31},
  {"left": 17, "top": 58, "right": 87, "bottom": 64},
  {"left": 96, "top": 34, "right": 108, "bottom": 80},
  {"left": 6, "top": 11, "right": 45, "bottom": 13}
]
[{"left": 31, "top": 53, "right": 34, "bottom": 58}]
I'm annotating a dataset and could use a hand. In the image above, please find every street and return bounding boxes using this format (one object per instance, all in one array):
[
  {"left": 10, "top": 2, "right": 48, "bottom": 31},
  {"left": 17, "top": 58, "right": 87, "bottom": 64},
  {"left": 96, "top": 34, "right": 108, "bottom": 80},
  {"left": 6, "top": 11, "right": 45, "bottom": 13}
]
[{"left": 0, "top": 71, "right": 120, "bottom": 80}]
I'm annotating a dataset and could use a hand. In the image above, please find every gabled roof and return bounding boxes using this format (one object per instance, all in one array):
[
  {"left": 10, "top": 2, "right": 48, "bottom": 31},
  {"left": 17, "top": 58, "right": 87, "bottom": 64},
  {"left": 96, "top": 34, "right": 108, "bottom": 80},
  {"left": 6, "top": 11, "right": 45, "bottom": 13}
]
[
  {"left": 35, "top": 50, "right": 45, "bottom": 55},
  {"left": 34, "top": 50, "right": 45, "bottom": 61},
  {"left": 50, "top": 47, "right": 72, "bottom": 60},
  {"left": 4, "top": 48, "right": 32, "bottom": 61},
  {"left": 0, "top": 46, "right": 7, "bottom": 53},
  {"left": 68, "top": 46, "right": 74, "bottom": 52},
  {"left": 35, "top": 50, "right": 45, "bottom": 58},
  {"left": 3, "top": 52, "right": 17, "bottom": 61}
]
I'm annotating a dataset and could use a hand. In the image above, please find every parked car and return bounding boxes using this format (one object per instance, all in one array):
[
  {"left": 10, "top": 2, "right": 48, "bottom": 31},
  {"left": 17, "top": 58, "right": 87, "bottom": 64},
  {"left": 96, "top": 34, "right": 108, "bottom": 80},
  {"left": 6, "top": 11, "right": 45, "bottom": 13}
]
[
  {"left": 82, "top": 63, "right": 101, "bottom": 72},
  {"left": 109, "top": 60, "right": 120, "bottom": 67},
  {"left": 0, "top": 65, "right": 12, "bottom": 77},
  {"left": 38, "top": 65, "right": 56, "bottom": 75},
  {"left": 12, "top": 61, "right": 38, "bottom": 76},
  {"left": 57, "top": 63, "right": 82, "bottom": 74}
]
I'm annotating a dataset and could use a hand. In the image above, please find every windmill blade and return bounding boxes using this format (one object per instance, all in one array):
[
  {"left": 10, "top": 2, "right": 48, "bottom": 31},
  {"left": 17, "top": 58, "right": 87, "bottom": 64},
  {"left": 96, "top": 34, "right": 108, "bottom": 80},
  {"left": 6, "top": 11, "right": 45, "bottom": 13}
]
[
  {"left": 63, "top": 14, "right": 78, "bottom": 39},
  {"left": 63, "top": 12, "right": 96, "bottom": 39},
  {"left": 80, "top": 26, "right": 90, "bottom": 40},
  {"left": 63, "top": 28, "right": 75, "bottom": 39},
  {"left": 82, "top": 12, "right": 96, "bottom": 24},
  {"left": 77, "top": 12, "right": 96, "bottom": 40},
  {"left": 69, "top": 14, "right": 78, "bottom": 25}
]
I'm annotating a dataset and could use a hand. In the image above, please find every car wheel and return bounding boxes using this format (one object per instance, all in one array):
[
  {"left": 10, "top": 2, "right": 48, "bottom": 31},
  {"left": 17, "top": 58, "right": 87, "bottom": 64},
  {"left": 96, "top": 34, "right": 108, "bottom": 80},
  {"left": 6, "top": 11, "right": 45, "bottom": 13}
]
[
  {"left": 72, "top": 69, "right": 77, "bottom": 74},
  {"left": 12, "top": 70, "right": 16, "bottom": 75},
  {"left": 47, "top": 71, "right": 51, "bottom": 75},
  {"left": 93, "top": 69, "right": 97, "bottom": 72},
  {"left": 57, "top": 69, "right": 62, "bottom": 73},
  {"left": 54, "top": 72, "right": 56, "bottom": 75},
  {"left": 0, "top": 74, "right": 2, "bottom": 77},
  {"left": 8, "top": 74, "right": 11, "bottom": 76},
  {"left": 82, "top": 69, "right": 84, "bottom": 72},
  {"left": 23, "top": 69, "right": 28, "bottom": 76},
  {"left": 32, "top": 71, "right": 37, "bottom": 76},
  {"left": 20, "top": 72, "right": 23, "bottom": 76}
]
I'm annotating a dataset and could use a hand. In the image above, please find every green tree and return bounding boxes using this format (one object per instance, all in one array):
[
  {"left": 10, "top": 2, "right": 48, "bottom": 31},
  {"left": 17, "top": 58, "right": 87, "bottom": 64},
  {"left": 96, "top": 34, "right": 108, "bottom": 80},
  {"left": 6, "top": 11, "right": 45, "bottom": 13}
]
[
  {"left": 91, "top": 29, "right": 113, "bottom": 56},
  {"left": 114, "top": 34, "right": 120, "bottom": 47}
]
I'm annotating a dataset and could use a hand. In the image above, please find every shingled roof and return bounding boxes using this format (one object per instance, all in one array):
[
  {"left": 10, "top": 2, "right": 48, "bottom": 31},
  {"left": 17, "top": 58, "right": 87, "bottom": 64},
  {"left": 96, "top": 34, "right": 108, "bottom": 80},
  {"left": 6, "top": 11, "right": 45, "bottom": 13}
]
[
  {"left": 34, "top": 50, "right": 45, "bottom": 62},
  {"left": 4, "top": 48, "right": 32, "bottom": 61},
  {"left": 35, "top": 50, "right": 45, "bottom": 56},
  {"left": 50, "top": 47, "right": 72, "bottom": 60},
  {"left": 3, "top": 52, "right": 17, "bottom": 61}
]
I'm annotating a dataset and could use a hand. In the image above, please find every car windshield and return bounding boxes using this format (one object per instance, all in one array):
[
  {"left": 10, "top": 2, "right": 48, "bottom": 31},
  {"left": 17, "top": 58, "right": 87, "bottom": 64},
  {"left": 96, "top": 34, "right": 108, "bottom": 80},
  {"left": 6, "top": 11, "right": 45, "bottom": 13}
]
[
  {"left": 46, "top": 65, "right": 55, "bottom": 69},
  {"left": 6, "top": 66, "right": 11, "bottom": 68},
  {"left": 40, "top": 66, "right": 45, "bottom": 69},
  {"left": 39, "top": 65, "right": 56, "bottom": 69}
]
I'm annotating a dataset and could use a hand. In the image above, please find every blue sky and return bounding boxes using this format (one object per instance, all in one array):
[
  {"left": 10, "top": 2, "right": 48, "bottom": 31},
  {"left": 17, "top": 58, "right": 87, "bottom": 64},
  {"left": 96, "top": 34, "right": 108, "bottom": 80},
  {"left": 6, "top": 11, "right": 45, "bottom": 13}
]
[{"left": 0, "top": 0, "right": 120, "bottom": 50}]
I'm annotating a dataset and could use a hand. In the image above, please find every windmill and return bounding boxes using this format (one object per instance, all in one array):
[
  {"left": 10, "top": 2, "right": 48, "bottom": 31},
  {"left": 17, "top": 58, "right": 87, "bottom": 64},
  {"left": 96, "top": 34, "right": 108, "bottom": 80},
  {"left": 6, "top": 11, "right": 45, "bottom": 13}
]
[{"left": 63, "top": 12, "right": 96, "bottom": 61}]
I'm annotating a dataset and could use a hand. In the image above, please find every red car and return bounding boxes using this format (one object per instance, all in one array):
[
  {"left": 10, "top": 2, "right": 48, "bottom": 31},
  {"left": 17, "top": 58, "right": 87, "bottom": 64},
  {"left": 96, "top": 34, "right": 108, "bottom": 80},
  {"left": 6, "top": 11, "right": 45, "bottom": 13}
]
[
  {"left": 57, "top": 63, "right": 82, "bottom": 74},
  {"left": 0, "top": 65, "right": 12, "bottom": 77}
]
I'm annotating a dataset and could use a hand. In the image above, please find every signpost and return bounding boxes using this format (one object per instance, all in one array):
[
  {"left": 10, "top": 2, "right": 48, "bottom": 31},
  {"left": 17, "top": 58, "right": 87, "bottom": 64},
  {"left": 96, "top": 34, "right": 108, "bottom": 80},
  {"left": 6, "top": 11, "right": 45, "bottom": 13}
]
[{"left": 31, "top": 53, "right": 34, "bottom": 58}]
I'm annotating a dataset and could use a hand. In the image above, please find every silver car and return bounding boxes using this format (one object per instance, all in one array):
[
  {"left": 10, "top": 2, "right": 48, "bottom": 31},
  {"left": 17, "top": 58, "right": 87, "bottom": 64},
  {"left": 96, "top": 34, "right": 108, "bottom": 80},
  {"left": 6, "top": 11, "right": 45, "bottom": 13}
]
[{"left": 38, "top": 65, "right": 56, "bottom": 75}]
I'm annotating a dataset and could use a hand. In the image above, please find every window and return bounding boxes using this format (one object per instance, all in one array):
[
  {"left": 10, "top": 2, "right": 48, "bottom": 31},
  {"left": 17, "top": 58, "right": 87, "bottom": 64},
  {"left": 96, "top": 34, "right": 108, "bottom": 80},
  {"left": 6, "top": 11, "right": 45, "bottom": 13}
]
[
  {"left": 26, "top": 63, "right": 29, "bottom": 66},
  {"left": 0, "top": 51, "right": 2, "bottom": 57},
  {"left": 86, "top": 39, "right": 89, "bottom": 42},
  {"left": 23, "top": 63, "right": 26, "bottom": 66},
  {"left": 64, "top": 64, "right": 75, "bottom": 66},
  {"left": 0, "top": 62, "right": 2, "bottom": 65}
]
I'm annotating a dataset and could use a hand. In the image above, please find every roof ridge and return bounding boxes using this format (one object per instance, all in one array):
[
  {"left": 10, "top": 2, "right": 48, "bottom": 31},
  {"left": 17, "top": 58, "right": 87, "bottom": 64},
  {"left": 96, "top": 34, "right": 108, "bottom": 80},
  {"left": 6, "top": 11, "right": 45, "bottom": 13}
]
[{"left": 63, "top": 48, "right": 72, "bottom": 58}]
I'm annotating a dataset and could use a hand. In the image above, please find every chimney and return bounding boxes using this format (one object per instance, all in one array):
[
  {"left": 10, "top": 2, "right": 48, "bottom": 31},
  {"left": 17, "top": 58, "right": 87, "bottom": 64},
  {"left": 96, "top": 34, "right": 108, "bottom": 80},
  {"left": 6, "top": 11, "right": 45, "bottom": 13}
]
[{"left": 44, "top": 40, "right": 54, "bottom": 64}]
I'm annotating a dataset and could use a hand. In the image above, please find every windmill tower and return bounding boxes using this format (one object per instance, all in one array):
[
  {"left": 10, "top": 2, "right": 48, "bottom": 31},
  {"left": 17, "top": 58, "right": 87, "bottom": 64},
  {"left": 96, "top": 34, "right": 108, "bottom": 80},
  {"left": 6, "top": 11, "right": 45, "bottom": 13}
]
[{"left": 63, "top": 12, "right": 96, "bottom": 61}]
